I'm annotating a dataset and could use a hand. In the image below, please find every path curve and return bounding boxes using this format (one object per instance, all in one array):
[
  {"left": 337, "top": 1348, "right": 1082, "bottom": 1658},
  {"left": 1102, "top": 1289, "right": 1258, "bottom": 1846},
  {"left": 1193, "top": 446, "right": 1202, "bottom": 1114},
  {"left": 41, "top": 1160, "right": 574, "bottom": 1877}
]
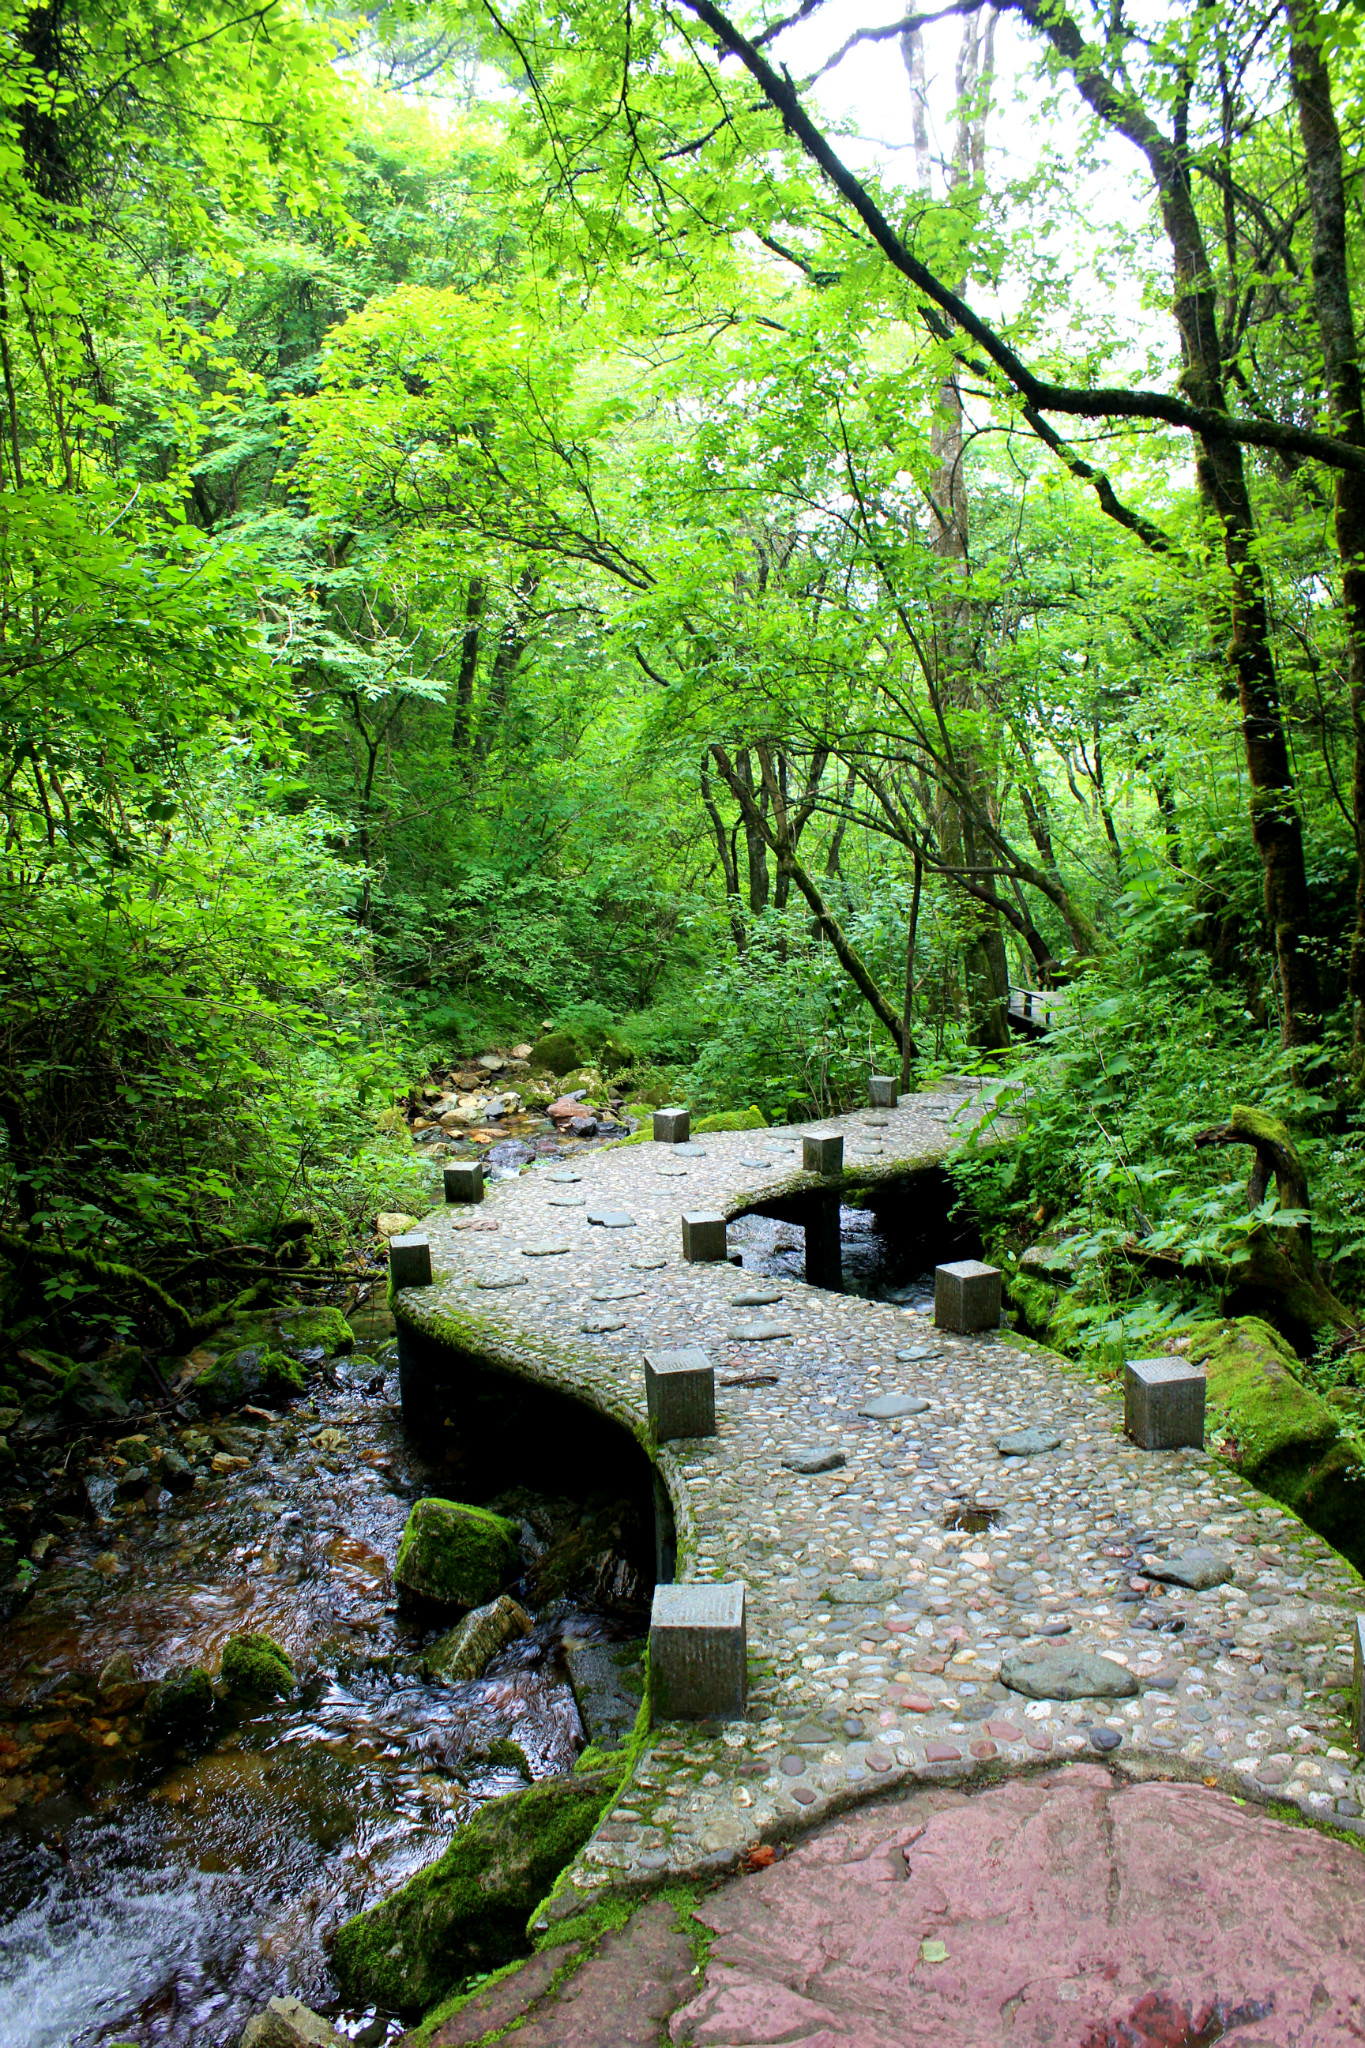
[{"left": 392, "top": 1088, "right": 1365, "bottom": 1932}]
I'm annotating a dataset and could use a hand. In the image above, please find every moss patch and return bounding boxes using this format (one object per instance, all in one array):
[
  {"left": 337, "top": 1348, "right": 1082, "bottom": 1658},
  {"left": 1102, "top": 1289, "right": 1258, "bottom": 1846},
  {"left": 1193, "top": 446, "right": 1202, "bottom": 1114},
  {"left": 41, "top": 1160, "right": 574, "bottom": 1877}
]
[
  {"left": 394, "top": 1497, "right": 520, "bottom": 1610},
  {"left": 331, "top": 1769, "right": 620, "bottom": 2013},
  {"left": 694, "top": 1107, "right": 768, "bottom": 1132},
  {"left": 529, "top": 1032, "right": 581, "bottom": 1076},
  {"left": 221, "top": 1632, "right": 293, "bottom": 1698},
  {"left": 278, "top": 1305, "right": 354, "bottom": 1356},
  {"left": 1190, "top": 1317, "right": 1365, "bottom": 1571}
]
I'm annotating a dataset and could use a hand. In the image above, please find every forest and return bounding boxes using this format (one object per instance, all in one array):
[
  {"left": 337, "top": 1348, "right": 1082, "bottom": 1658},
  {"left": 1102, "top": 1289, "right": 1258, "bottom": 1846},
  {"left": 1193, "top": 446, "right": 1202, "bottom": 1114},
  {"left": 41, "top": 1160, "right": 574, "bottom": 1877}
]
[{"left": 4, "top": 0, "right": 1365, "bottom": 1399}]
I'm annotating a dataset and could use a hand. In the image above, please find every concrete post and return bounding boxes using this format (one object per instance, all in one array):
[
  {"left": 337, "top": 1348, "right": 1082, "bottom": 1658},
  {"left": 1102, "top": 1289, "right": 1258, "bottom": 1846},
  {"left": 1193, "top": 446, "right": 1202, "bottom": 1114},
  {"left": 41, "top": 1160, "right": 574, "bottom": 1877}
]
[
  {"left": 804, "top": 1193, "right": 843, "bottom": 1292},
  {"left": 644, "top": 1348, "right": 716, "bottom": 1441},
  {"left": 654, "top": 1107, "right": 691, "bottom": 1144},
  {"left": 650, "top": 1580, "right": 747, "bottom": 1720},
  {"left": 934, "top": 1259, "right": 1001, "bottom": 1332},
  {"left": 443, "top": 1160, "right": 483, "bottom": 1203},
  {"left": 388, "top": 1234, "right": 432, "bottom": 1288},
  {"left": 681, "top": 1211, "right": 727, "bottom": 1262},
  {"left": 869, "top": 1076, "right": 897, "bottom": 1108},
  {"left": 1124, "top": 1358, "right": 1206, "bottom": 1450},
  {"left": 802, "top": 1130, "right": 844, "bottom": 1175}
]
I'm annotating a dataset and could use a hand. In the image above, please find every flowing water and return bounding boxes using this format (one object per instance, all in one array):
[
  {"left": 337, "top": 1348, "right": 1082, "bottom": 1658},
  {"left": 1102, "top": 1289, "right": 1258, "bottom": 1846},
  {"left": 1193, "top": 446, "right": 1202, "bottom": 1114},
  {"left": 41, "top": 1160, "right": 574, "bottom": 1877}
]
[{"left": 0, "top": 1306, "right": 647, "bottom": 2048}]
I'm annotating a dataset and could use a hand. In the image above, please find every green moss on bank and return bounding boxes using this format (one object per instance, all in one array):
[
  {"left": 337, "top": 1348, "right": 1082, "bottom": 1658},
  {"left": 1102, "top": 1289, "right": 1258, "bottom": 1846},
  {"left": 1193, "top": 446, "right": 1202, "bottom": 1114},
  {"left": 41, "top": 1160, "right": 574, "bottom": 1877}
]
[{"left": 693, "top": 1107, "right": 768, "bottom": 1132}]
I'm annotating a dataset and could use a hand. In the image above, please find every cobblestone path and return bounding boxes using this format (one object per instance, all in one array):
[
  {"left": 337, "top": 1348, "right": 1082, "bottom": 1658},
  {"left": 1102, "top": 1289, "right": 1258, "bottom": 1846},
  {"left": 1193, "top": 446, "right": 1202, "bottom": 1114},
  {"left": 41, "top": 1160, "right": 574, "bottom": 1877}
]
[{"left": 393, "top": 1089, "right": 1365, "bottom": 1934}]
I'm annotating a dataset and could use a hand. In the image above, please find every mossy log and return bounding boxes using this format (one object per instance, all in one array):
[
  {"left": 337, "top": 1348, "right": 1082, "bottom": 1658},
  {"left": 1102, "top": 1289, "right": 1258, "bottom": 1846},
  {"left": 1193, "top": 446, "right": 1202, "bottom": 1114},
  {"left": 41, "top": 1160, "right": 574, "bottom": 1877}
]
[{"left": 1191, "top": 1105, "right": 1354, "bottom": 1332}]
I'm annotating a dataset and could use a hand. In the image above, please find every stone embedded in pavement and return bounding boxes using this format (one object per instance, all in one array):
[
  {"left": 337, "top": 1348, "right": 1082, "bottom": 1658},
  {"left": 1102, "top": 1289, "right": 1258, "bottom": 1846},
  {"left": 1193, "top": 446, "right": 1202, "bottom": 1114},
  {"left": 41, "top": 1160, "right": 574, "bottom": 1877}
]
[
  {"left": 545, "top": 1169, "right": 581, "bottom": 1183},
  {"left": 682, "top": 1211, "right": 727, "bottom": 1262},
  {"left": 731, "top": 1289, "right": 784, "bottom": 1307},
  {"left": 388, "top": 1234, "right": 432, "bottom": 1288},
  {"left": 1000, "top": 1650, "right": 1141, "bottom": 1700},
  {"left": 1140, "top": 1547, "right": 1232, "bottom": 1590},
  {"left": 474, "top": 1270, "right": 528, "bottom": 1290},
  {"left": 630, "top": 1256, "right": 668, "bottom": 1271},
  {"left": 728, "top": 1320, "right": 791, "bottom": 1342},
  {"left": 738, "top": 1156, "right": 775, "bottom": 1168},
  {"left": 581, "top": 1315, "right": 629, "bottom": 1334},
  {"left": 591, "top": 1282, "right": 645, "bottom": 1301},
  {"left": 1125, "top": 1356, "right": 1206, "bottom": 1450},
  {"left": 997, "top": 1427, "right": 1063, "bottom": 1456},
  {"left": 671, "top": 1142, "right": 707, "bottom": 1157},
  {"left": 802, "top": 1130, "right": 844, "bottom": 1175},
  {"left": 443, "top": 1161, "right": 484, "bottom": 1204},
  {"left": 896, "top": 1346, "right": 938, "bottom": 1362},
  {"left": 521, "top": 1241, "right": 571, "bottom": 1257},
  {"left": 868, "top": 1075, "right": 898, "bottom": 1107},
  {"left": 546, "top": 1193, "right": 585, "bottom": 1207},
  {"left": 587, "top": 1209, "right": 635, "bottom": 1228},
  {"left": 859, "top": 1394, "right": 930, "bottom": 1419},
  {"left": 934, "top": 1259, "right": 1001, "bottom": 1333},
  {"left": 649, "top": 1580, "right": 746, "bottom": 1721},
  {"left": 653, "top": 1106, "right": 691, "bottom": 1144},
  {"left": 1089, "top": 1727, "right": 1122, "bottom": 1751},
  {"left": 656, "top": 1160, "right": 689, "bottom": 1176},
  {"left": 645, "top": 1347, "right": 716, "bottom": 1441},
  {"left": 782, "top": 1448, "right": 846, "bottom": 1474}
]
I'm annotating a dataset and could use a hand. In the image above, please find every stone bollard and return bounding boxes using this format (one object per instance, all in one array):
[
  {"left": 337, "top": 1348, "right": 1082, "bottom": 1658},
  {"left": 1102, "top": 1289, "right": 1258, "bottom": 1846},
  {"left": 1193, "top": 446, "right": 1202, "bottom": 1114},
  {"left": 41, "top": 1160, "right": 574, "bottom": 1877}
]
[
  {"left": 1124, "top": 1357, "right": 1206, "bottom": 1450},
  {"left": 650, "top": 1580, "right": 747, "bottom": 1721},
  {"left": 388, "top": 1233, "right": 432, "bottom": 1288},
  {"left": 654, "top": 1106, "right": 691, "bottom": 1144},
  {"left": 934, "top": 1258, "right": 1001, "bottom": 1333},
  {"left": 1353, "top": 1616, "right": 1365, "bottom": 1753},
  {"left": 802, "top": 1130, "right": 844, "bottom": 1175},
  {"left": 443, "top": 1160, "right": 483, "bottom": 1204},
  {"left": 869, "top": 1075, "right": 897, "bottom": 1108},
  {"left": 644, "top": 1348, "right": 716, "bottom": 1441},
  {"left": 681, "top": 1211, "right": 727, "bottom": 1262}
]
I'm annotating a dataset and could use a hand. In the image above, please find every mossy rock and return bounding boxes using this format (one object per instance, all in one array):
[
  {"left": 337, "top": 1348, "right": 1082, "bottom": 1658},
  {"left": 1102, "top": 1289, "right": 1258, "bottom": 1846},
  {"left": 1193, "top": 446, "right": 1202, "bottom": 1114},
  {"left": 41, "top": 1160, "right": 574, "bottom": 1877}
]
[
  {"left": 394, "top": 1498, "right": 520, "bottom": 1610},
  {"left": 192, "top": 1346, "right": 305, "bottom": 1409},
  {"left": 1190, "top": 1317, "right": 1365, "bottom": 1571},
  {"left": 481, "top": 1736, "right": 531, "bottom": 1776},
  {"left": 693, "top": 1106, "right": 768, "bottom": 1133},
  {"left": 145, "top": 1663, "right": 214, "bottom": 1733},
  {"left": 221, "top": 1631, "right": 294, "bottom": 1698},
  {"left": 331, "top": 1770, "right": 619, "bottom": 2011},
  {"left": 277, "top": 1306, "right": 354, "bottom": 1357},
  {"left": 528, "top": 1031, "right": 581, "bottom": 1076}
]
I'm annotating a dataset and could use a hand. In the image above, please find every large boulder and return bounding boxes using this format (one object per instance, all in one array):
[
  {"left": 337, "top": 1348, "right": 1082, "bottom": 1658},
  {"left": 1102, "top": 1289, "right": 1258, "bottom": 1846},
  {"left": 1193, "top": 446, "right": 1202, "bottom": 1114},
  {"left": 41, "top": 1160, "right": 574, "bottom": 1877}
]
[
  {"left": 277, "top": 1306, "right": 353, "bottom": 1357},
  {"left": 528, "top": 1031, "right": 581, "bottom": 1076},
  {"left": 238, "top": 1995, "right": 347, "bottom": 2048},
  {"left": 191, "top": 1346, "right": 304, "bottom": 1409},
  {"left": 1189, "top": 1316, "right": 1365, "bottom": 1570},
  {"left": 423, "top": 1594, "right": 532, "bottom": 1684},
  {"left": 331, "top": 1771, "right": 618, "bottom": 2011},
  {"left": 394, "top": 1498, "right": 520, "bottom": 1610}
]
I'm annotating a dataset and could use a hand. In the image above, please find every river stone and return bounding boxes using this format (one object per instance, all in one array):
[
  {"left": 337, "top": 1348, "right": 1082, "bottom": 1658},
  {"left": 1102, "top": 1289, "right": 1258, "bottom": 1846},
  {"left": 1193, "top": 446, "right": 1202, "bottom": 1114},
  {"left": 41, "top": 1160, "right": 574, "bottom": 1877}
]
[
  {"left": 729, "top": 1321, "right": 792, "bottom": 1342},
  {"left": 521, "top": 1241, "right": 571, "bottom": 1257},
  {"left": 581, "top": 1313, "right": 629, "bottom": 1334},
  {"left": 240, "top": 1995, "right": 348, "bottom": 2048},
  {"left": 732, "top": 1289, "right": 784, "bottom": 1307},
  {"left": 474, "top": 1271, "right": 528, "bottom": 1290},
  {"left": 586, "top": 1210, "right": 634, "bottom": 1228},
  {"left": 424, "top": 1594, "right": 531, "bottom": 1684},
  {"left": 859, "top": 1394, "right": 930, "bottom": 1419},
  {"left": 998, "top": 1427, "right": 1064, "bottom": 1456},
  {"left": 1140, "top": 1547, "right": 1234, "bottom": 1590},
  {"left": 1000, "top": 1650, "right": 1141, "bottom": 1700},
  {"left": 394, "top": 1498, "right": 520, "bottom": 1610},
  {"left": 591, "top": 1283, "right": 645, "bottom": 1301},
  {"left": 783, "top": 1448, "right": 846, "bottom": 1474},
  {"left": 332, "top": 1770, "right": 620, "bottom": 2010}
]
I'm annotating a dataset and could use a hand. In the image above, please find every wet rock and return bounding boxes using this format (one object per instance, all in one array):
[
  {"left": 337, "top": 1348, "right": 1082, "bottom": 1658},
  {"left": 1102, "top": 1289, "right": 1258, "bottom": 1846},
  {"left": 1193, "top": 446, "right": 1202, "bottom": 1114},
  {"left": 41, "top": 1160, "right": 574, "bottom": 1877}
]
[
  {"left": 859, "top": 1395, "right": 929, "bottom": 1420},
  {"left": 527, "top": 1497, "right": 646, "bottom": 1612},
  {"left": 98, "top": 1650, "right": 138, "bottom": 1694},
  {"left": 424, "top": 1594, "right": 532, "bottom": 1684},
  {"left": 239, "top": 1994, "right": 348, "bottom": 2048},
  {"left": 115, "top": 1465, "right": 151, "bottom": 1499},
  {"left": 567, "top": 1115, "right": 599, "bottom": 1138},
  {"left": 159, "top": 1447, "right": 195, "bottom": 1495},
  {"left": 61, "top": 1365, "right": 129, "bottom": 1426},
  {"left": 1000, "top": 1649, "right": 1140, "bottom": 1700},
  {"left": 488, "top": 1140, "right": 535, "bottom": 1170},
  {"left": 221, "top": 1632, "right": 294, "bottom": 1698},
  {"left": 395, "top": 1497, "right": 520, "bottom": 1610},
  {"left": 563, "top": 1635, "right": 646, "bottom": 1750},
  {"left": 277, "top": 1306, "right": 354, "bottom": 1357},
  {"left": 997, "top": 1427, "right": 1063, "bottom": 1456},
  {"left": 332, "top": 1771, "right": 620, "bottom": 2011},
  {"left": 192, "top": 1347, "right": 305, "bottom": 1409},
  {"left": 146, "top": 1663, "right": 214, "bottom": 1733}
]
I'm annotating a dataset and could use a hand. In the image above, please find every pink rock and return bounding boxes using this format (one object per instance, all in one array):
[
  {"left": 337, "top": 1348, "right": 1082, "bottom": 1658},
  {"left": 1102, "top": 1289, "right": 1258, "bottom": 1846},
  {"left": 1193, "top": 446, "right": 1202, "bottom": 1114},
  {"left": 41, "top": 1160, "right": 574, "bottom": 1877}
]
[
  {"left": 924, "top": 1743, "right": 961, "bottom": 1762},
  {"left": 969, "top": 1739, "right": 997, "bottom": 1760},
  {"left": 668, "top": 1771, "right": 1365, "bottom": 2046},
  {"left": 984, "top": 1721, "right": 1023, "bottom": 1742},
  {"left": 901, "top": 1694, "right": 935, "bottom": 1714}
]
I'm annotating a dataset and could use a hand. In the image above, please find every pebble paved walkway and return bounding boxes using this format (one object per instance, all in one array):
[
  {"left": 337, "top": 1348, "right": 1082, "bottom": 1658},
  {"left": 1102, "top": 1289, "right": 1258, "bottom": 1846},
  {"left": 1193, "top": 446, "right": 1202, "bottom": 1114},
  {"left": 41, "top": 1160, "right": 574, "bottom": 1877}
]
[{"left": 393, "top": 1089, "right": 1365, "bottom": 1934}]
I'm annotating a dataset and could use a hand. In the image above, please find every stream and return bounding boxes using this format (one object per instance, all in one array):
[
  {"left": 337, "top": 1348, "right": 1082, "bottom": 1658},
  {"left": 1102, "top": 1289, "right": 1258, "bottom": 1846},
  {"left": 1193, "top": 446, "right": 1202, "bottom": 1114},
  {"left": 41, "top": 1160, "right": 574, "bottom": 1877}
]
[{"left": 0, "top": 1093, "right": 966, "bottom": 2048}]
